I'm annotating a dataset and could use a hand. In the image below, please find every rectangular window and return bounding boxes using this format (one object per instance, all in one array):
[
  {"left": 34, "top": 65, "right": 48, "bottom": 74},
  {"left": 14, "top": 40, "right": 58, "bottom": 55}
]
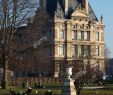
[
  {"left": 81, "top": 45, "right": 84, "bottom": 57},
  {"left": 101, "top": 46, "right": 104, "bottom": 57},
  {"left": 79, "top": 45, "right": 91, "bottom": 57},
  {"left": 84, "top": 31, "right": 87, "bottom": 40},
  {"left": 78, "top": 31, "right": 81, "bottom": 40},
  {"left": 60, "top": 44, "right": 65, "bottom": 55},
  {"left": 78, "top": 45, "right": 81, "bottom": 57},
  {"left": 72, "top": 45, "right": 78, "bottom": 57},
  {"left": 96, "top": 46, "right": 99, "bottom": 56},
  {"left": 81, "top": 31, "right": 84, "bottom": 41},
  {"left": 87, "top": 31, "right": 90, "bottom": 41},
  {"left": 55, "top": 44, "right": 58, "bottom": 55},
  {"left": 60, "top": 29, "right": 65, "bottom": 39},
  {"left": 84, "top": 45, "right": 91, "bottom": 56},
  {"left": 96, "top": 31, "right": 99, "bottom": 41},
  {"left": 55, "top": 29, "right": 58, "bottom": 39},
  {"left": 84, "top": 31, "right": 90, "bottom": 41},
  {"left": 72, "top": 30, "right": 77, "bottom": 40}
]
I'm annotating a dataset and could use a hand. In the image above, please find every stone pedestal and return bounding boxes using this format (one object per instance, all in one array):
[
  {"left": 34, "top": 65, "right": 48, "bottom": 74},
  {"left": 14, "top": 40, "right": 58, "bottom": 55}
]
[
  {"left": 63, "top": 67, "right": 77, "bottom": 95},
  {"left": 63, "top": 79, "right": 77, "bottom": 95},
  {"left": 54, "top": 63, "right": 59, "bottom": 77},
  {"left": 54, "top": 72, "right": 59, "bottom": 77}
]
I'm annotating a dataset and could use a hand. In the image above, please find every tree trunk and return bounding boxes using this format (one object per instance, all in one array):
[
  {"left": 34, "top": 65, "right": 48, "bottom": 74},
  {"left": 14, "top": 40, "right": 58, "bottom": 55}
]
[{"left": 2, "top": 60, "right": 8, "bottom": 89}]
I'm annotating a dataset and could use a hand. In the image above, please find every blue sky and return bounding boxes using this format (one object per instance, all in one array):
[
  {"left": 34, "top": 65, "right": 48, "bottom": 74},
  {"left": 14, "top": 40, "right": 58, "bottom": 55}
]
[{"left": 89, "top": 0, "right": 113, "bottom": 58}]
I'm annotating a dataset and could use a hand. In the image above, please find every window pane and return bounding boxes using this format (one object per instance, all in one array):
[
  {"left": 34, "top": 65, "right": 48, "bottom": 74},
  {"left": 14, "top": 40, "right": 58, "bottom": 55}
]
[
  {"left": 60, "top": 44, "right": 65, "bottom": 55},
  {"left": 96, "top": 46, "right": 99, "bottom": 56},
  {"left": 72, "top": 30, "right": 77, "bottom": 40},
  {"left": 87, "top": 31, "right": 90, "bottom": 41},
  {"left": 96, "top": 31, "right": 99, "bottom": 41},
  {"left": 60, "top": 29, "right": 65, "bottom": 39},
  {"left": 79, "top": 46, "right": 81, "bottom": 56},
  {"left": 84, "top": 45, "right": 91, "bottom": 56},
  {"left": 55, "top": 44, "right": 58, "bottom": 55},
  {"left": 84, "top": 31, "right": 87, "bottom": 40},
  {"left": 72, "top": 45, "right": 78, "bottom": 57},
  {"left": 81, "top": 31, "right": 84, "bottom": 41},
  {"left": 81, "top": 45, "right": 84, "bottom": 56},
  {"left": 78, "top": 32, "right": 81, "bottom": 40},
  {"left": 55, "top": 29, "right": 58, "bottom": 39}
]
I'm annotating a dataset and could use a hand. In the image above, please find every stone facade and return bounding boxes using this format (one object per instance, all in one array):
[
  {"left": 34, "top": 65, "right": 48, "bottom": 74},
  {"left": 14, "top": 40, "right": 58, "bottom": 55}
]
[{"left": 31, "top": 0, "right": 105, "bottom": 77}]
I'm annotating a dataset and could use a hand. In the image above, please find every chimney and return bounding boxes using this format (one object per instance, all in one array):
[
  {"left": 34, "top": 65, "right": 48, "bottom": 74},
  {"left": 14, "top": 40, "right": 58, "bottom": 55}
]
[
  {"left": 84, "top": 0, "right": 88, "bottom": 13},
  {"left": 85, "top": 0, "right": 88, "bottom": 13},
  {"left": 39, "top": 0, "right": 46, "bottom": 10},
  {"left": 82, "top": 0, "right": 88, "bottom": 13},
  {"left": 64, "top": 0, "right": 69, "bottom": 15}
]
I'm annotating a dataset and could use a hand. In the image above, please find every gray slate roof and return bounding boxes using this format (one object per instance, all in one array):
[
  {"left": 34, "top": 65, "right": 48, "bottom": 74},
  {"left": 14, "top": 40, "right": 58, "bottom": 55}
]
[{"left": 46, "top": 0, "right": 98, "bottom": 21}]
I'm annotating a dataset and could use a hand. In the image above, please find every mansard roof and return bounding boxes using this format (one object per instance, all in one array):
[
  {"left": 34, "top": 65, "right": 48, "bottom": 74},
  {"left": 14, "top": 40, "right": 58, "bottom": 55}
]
[
  {"left": 46, "top": 0, "right": 64, "bottom": 17},
  {"left": 46, "top": 0, "right": 98, "bottom": 21},
  {"left": 55, "top": 1, "right": 64, "bottom": 19},
  {"left": 88, "top": 4, "right": 98, "bottom": 21}
]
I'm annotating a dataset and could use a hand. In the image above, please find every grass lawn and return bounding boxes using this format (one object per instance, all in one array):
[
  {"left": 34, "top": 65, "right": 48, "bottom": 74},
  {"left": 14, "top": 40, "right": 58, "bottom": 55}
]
[
  {"left": 0, "top": 87, "right": 62, "bottom": 95},
  {"left": 0, "top": 84, "right": 113, "bottom": 95},
  {"left": 81, "top": 84, "right": 113, "bottom": 95},
  {"left": 81, "top": 89, "right": 113, "bottom": 95},
  {"left": 104, "top": 84, "right": 113, "bottom": 88},
  {"left": 85, "top": 83, "right": 113, "bottom": 87}
]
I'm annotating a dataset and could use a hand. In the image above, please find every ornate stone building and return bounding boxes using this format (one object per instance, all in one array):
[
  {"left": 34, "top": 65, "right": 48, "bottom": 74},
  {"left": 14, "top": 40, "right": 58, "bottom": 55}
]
[{"left": 31, "top": 0, "right": 105, "bottom": 77}]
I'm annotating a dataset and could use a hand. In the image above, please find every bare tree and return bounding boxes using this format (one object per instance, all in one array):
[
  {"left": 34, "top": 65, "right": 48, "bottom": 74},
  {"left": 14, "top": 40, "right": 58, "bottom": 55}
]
[
  {"left": 104, "top": 45, "right": 111, "bottom": 74},
  {"left": 73, "top": 44, "right": 104, "bottom": 95},
  {"left": 0, "top": 0, "right": 36, "bottom": 89}
]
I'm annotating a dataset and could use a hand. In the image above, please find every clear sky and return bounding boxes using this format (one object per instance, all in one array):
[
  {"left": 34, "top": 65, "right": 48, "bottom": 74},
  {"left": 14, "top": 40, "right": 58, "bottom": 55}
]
[{"left": 89, "top": 0, "right": 113, "bottom": 58}]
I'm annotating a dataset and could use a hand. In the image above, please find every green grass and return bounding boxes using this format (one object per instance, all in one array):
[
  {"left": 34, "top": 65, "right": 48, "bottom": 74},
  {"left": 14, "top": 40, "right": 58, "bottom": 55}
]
[
  {"left": 1, "top": 84, "right": 113, "bottom": 95},
  {"left": 81, "top": 89, "right": 113, "bottom": 94},
  {"left": 0, "top": 87, "right": 25, "bottom": 95},
  {"left": 0, "top": 87, "right": 62, "bottom": 95},
  {"left": 104, "top": 84, "right": 113, "bottom": 88},
  {"left": 1, "top": 88, "right": 113, "bottom": 95},
  {"left": 84, "top": 83, "right": 113, "bottom": 87},
  {"left": 81, "top": 84, "right": 113, "bottom": 95}
]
